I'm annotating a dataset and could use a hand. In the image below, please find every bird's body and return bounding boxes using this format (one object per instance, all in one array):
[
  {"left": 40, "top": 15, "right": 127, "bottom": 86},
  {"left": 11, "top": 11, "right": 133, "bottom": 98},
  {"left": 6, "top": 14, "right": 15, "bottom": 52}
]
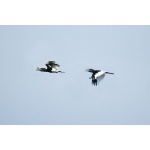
[
  {"left": 86, "top": 69, "right": 114, "bottom": 86},
  {"left": 36, "top": 61, "right": 65, "bottom": 73}
]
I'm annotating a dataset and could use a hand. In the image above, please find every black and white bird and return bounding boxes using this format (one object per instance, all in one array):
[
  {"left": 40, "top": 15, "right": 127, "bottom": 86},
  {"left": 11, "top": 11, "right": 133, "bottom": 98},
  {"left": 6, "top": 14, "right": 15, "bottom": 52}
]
[
  {"left": 36, "top": 61, "right": 65, "bottom": 73},
  {"left": 86, "top": 69, "right": 114, "bottom": 86}
]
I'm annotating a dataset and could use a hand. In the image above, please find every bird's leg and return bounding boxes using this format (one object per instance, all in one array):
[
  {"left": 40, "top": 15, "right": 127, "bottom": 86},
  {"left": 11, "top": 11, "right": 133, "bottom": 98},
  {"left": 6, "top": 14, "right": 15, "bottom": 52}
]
[
  {"left": 106, "top": 72, "right": 114, "bottom": 75},
  {"left": 58, "top": 71, "right": 65, "bottom": 73}
]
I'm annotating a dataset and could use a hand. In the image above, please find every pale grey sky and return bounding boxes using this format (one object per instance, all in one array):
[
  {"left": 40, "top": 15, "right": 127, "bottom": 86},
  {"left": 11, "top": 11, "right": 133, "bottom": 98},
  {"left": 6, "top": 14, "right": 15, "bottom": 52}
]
[{"left": 0, "top": 25, "right": 150, "bottom": 124}]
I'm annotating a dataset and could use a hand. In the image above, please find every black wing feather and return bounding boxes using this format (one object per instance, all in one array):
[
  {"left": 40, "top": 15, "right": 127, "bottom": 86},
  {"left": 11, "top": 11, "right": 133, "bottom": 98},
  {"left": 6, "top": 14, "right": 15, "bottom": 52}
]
[
  {"left": 92, "top": 79, "right": 98, "bottom": 86},
  {"left": 46, "top": 61, "right": 60, "bottom": 67}
]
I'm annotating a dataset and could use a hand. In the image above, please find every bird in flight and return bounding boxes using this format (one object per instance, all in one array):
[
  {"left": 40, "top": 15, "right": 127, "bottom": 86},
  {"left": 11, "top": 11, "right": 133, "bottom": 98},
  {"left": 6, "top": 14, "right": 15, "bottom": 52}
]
[
  {"left": 36, "top": 61, "right": 65, "bottom": 73},
  {"left": 86, "top": 69, "right": 114, "bottom": 86}
]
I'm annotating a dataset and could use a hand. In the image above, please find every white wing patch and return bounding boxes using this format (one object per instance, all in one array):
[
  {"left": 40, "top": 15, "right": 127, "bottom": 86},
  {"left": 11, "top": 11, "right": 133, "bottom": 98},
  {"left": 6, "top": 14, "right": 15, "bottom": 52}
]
[
  {"left": 95, "top": 70, "right": 105, "bottom": 79},
  {"left": 95, "top": 70, "right": 106, "bottom": 84},
  {"left": 97, "top": 74, "right": 105, "bottom": 84},
  {"left": 53, "top": 65, "right": 59, "bottom": 70},
  {"left": 52, "top": 67, "right": 58, "bottom": 72}
]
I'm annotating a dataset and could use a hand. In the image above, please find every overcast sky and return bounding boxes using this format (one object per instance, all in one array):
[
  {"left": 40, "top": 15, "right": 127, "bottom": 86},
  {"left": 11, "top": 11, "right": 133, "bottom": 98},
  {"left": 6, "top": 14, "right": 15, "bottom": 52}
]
[{"left": 0, "top": 25, "right": 150, "bottom": 125}]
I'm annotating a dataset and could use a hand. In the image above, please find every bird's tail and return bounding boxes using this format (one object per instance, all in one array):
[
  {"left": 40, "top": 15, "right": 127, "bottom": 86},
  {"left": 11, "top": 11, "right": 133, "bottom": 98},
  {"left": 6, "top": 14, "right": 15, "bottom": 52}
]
[
  {"left": 105, "top": 72, "right": 114, "bottom": 75},
  {"left": 58, "top": 71, "right": 65, "bottom": 73}
]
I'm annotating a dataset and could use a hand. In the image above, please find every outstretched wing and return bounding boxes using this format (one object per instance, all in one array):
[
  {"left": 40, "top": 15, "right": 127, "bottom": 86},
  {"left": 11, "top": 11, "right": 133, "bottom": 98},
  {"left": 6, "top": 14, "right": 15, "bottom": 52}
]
[
  {"left": 46, "top": 61, "right": 60, "bottom": 70},
  {"left": 86, "top": 69, "right": 97, "bottom": 73},
  {"left": 97, "top": 74, "right": 105, "bottom": 83},
  {"left": 92, "top": 74, "right": 105, "bottom": 86}
]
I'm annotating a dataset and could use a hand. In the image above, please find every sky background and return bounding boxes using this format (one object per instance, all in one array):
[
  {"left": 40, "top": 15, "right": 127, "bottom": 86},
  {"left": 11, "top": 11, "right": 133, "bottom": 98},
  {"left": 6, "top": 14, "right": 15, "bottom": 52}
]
[{"left": 0, "top": 25, "right": 150, "bottom": 125}]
